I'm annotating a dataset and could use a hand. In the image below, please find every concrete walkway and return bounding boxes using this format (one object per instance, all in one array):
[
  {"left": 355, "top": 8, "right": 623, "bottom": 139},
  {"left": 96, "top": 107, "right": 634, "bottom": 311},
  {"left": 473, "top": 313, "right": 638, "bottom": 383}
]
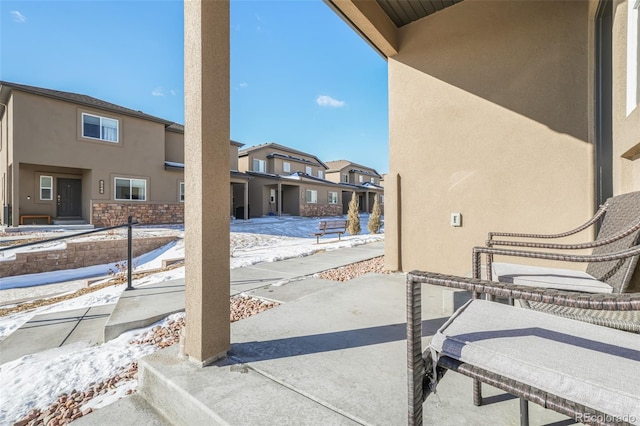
[
  {"left": 0, "top": 304, "right": 114, "bottom": 364},
  {"left": 77, "top": 272, "right": 573, "bottom": 426},
  {"left": 2, "top": 239, "right": 576, "bottom": 424},
  {"left": 1, "top": 241, "right": 384, "bottom": 363}
]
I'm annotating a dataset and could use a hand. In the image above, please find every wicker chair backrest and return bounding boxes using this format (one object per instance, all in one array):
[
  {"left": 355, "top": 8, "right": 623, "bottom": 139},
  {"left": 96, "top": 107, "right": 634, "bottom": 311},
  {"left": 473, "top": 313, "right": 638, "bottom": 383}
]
[{"left": 586, "top": 191, "right": 640, "bottom": 293}]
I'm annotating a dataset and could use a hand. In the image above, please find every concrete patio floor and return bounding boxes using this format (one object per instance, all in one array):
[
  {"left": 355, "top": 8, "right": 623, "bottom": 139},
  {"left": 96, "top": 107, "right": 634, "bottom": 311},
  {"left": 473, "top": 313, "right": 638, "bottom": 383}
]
[{"left": 77, "top": 272, "right": 575, "bottom": 425}]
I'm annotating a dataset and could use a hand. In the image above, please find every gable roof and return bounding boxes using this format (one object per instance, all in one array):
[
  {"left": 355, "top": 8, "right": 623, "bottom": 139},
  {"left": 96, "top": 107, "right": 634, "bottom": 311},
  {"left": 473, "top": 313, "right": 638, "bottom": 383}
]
[
  {"left": 0, "top": 80, "right": 174, "bottom": 126},
  {"left": 239, "top": 142, "right": 328, "bottom": 169},
  {"left": 325, "top": 160, "right": 382, "bottom": 178},
  {"left": 166, "top": 123, "right": 184, "bottom": 133}
]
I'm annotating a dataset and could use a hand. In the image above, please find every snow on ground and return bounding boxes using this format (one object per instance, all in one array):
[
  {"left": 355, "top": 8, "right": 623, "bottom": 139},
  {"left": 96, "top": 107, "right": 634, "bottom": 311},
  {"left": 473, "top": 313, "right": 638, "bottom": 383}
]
[{"left": 0, "top": 215, "right": 383, "bottom": 424}]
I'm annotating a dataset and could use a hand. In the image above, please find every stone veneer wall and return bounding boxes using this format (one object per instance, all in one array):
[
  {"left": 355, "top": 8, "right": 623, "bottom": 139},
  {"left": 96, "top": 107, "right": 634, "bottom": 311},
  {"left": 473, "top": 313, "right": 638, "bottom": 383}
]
[
  {"left": 0, "top": 236, "right": 176, "bottom": 278},
  {"left": 299, "top": 204, "right": 343, "bottom": 217},
  {"left": 92, "top": 202, "right": 184, "bottom": 227}
]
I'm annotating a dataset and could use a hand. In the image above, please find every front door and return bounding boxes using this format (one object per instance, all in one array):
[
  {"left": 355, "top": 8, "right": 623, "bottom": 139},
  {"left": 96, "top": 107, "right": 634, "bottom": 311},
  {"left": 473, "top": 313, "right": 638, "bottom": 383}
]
[{"left": 57, "top": 178, "right": 82, "bottom": 217}]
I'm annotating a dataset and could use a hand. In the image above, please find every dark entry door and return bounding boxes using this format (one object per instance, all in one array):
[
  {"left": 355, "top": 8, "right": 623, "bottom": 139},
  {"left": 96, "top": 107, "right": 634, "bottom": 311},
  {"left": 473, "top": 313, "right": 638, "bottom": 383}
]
[{"left": 57, "top": 178, "right": 82, "bottom": 217}]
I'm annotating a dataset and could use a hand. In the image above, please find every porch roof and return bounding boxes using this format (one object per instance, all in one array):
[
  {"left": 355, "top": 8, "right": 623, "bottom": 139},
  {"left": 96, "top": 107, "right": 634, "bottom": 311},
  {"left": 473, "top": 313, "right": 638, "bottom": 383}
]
[{"left": 324, "top": 0, "right": 462, "bottom": 57}]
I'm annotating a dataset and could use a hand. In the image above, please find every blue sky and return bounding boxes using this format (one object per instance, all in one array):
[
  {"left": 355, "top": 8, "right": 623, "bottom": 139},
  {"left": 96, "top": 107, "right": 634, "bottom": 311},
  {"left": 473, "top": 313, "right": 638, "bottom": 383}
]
[{"left": 0, "top": 1, "right": 389, "bottom": 174}]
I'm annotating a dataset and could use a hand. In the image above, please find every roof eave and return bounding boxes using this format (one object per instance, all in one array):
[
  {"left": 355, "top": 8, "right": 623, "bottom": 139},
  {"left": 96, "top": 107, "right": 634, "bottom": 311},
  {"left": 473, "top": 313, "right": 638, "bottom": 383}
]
[{"left": 323, "top": 0, "right": 399, "bottom": 59}]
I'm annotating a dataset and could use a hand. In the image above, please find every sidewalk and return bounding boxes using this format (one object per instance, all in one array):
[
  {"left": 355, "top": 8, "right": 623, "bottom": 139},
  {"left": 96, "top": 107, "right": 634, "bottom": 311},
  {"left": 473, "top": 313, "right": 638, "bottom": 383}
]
[{"left": 1, "top": 241, "right": 384, "bottom": 364}]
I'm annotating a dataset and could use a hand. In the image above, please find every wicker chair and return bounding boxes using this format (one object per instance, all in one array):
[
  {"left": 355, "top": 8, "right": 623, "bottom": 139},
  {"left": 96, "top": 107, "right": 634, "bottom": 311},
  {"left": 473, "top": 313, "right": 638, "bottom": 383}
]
[
  {"left": 473, "top": 192, "right": 640, "bottom": 422},
  {"left": 407, "top": 263, "right": 640, "bottom": 426},
  {"left": 484, "top": 191, "right": 640, "bottom": 313},
  {"left": 407, "top": 193, "right": 640, "bottom": 425}
]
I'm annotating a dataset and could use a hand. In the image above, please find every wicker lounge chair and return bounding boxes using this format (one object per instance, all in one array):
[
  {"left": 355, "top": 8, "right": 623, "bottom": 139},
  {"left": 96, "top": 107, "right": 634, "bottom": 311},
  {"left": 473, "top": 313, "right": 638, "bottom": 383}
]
[
  {"left": 465, "top": 192, "right": 640, "bottom": 422},
  {"left": 484, "top": 191, "right": 640, "bottom": 308},
  {"left": 407, "top": 264, "right": 640, "bottom": 426}
]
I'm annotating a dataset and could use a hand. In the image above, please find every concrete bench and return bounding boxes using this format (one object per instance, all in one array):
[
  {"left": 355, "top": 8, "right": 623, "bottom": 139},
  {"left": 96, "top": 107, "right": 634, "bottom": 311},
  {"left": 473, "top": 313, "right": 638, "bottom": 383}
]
[
  {"left": 312, "top": 220, "right": 347, "bottom": 243},
  {"left": 20, "top": 214, "right": 51, "bottom": 225}
]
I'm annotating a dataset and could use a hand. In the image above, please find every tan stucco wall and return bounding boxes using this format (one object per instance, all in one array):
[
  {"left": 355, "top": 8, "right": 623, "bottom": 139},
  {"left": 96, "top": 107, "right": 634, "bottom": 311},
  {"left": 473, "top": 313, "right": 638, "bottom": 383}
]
[
  {"left": 613, "top": 0, "right": 640, "bottom": 194},
  {"left": 386, "top": 1, "right": 595, "bottom": 275},
  {"left": 229, "top": 144, "right": 239, "bottom": 170},
  {"left": 165, "top": 130, "right": 184, "bottom": 164},
  {"left": 0, "top": 96, "right": 14, "bottom": 225}
]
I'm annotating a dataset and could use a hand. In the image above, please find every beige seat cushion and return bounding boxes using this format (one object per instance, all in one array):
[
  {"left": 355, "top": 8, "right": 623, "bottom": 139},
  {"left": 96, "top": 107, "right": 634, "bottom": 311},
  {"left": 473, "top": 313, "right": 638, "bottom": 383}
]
[
  {"left": 430, "top": 299, "right": 640, "bottom": 420},
  {"left": 492, "top": 262, "right": 613, "bottom": 293}
]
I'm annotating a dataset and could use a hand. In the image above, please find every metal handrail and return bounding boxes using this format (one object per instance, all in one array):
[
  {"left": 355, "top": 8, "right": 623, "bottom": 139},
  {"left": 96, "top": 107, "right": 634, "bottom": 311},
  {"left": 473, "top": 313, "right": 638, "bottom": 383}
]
[{"left": 1, "top": 216, "right": 139, "bottom": 290}]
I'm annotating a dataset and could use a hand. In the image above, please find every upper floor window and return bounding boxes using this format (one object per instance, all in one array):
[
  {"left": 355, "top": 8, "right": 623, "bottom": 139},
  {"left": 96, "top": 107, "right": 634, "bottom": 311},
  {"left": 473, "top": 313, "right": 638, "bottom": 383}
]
[
  {"left": 283, "top": 162, "right": 291, "bottom": 173},
  {"left": 179, "top": 182, "right": 185, "bottom": 202},
  {"left": 318, "top": 170, "right": 324, "bottom": 179},
  {"left": 359, "top": 175, "right": 364, "bottom": 183},
  {"left": 40, "top": 175, "right": 53, "bottom": 200},
  {"left": 305, "top": 166, "right": 312, "bottom": 175},
  {"left": 328, "top": 191, "right": 338, "bottom": 204},
  {"left": 82, "top": 113, "right": 118, "bottom": 143},
  {"left": 305, "top": 189, "right": 317, "bottom": 204},
  {"left": 343, "top": 174, "right": 348, "bottom": 183},
  {"left": 115, "top": 177, "right": 146, "bottom": 201},
  {"left": 370, "top": 177, "right": 375, "bottom": 183},
  {"left": 253, "top": 159, "right": 266, "bottom": 173}
]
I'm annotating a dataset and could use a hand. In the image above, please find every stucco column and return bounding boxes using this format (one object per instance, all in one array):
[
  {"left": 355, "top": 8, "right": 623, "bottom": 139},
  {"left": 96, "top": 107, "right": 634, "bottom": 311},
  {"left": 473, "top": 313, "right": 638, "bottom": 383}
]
[
  {"left": 243, "top": 181, "right": 249, "bottom": 220},
  {"left": 384, "top": 173, "right": 401, "bottom": 271},
  {"left": 365, "top": 191, "right": 370, "bottom": 213},
  {"left": 11, "top": 164, "right": 18, "bottom": 227},
  {"left": 277, "top": 181, "right": 282, "bottom": 216},
  {"left": 183, "top": 0, "right": 230, "bottom": 365}
]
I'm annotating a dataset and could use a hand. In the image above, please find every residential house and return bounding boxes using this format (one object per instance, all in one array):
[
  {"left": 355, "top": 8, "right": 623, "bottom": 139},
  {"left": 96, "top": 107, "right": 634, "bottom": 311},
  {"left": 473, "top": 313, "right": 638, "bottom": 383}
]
[
  {"left": 162, "top": 127, "right": 251, "bottom": 220},
  {"left": 0, "top": 81, "right": 250, "bottom": 226},
  {"left": 326, "top": 0, "right": 640, "bottom": 276},
  {"left": 325, "top": 160, "right": 384, "bottom": 214},
  {"left": 0, "top": 81, "right": 188, "bottom": 227},
  {"left": 238, "top": 142, "right": 344, "bottom": 217}
]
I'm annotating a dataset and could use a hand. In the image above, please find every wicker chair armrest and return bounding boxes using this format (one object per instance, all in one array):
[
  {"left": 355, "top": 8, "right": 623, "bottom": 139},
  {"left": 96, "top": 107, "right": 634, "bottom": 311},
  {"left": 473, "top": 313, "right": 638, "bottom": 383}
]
[
  {"left": 487, "top": 203, "right": 607, "bottom": 242},
  {"left": 473, "top": 243, "right": 640, "bottom": 264},
  {"left": 488, "top": 219, "right": 640, "bottom": 250},
  {"left": 407, "top": 271, "right": 640, "bottom": 310}
]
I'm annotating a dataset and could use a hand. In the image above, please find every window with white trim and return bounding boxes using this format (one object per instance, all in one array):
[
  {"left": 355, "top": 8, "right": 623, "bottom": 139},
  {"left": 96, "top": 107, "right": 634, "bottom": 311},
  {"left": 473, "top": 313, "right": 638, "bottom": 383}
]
[
  {"left": 40, "top": 175, "right": 53, "bottom": 200},
  {"left": 115, "top": 177, "right": 146, "bottom": 201},
  {"left": 359, "top": 175, "right": 364, "bottom": 183},
  {"left": 328, "top": 191, "right": 338, "bottom": 204},
  {"left": 305, "top": 189, "right": 317, "bottom": 203},
  {"left": 343, "top": 174, "right": 348, "bottom": 183},
  {"left": 318, "top": 170, "right": 324, "bottom": 179},
  {"left": 82, "top": 113, "right": 118, "bottom": 142},
  {"left": 179, "top": 182, "right": 185, "bottom": 202},
  {"left": 253, "top": 159, "right": 266, "bottom": 173},
  {"left": 283, "top": 162, "right": 290, "bottom": 173},
  {"left": 305, "top": 166, "right": 312, "bottom": 175},
  {"left": 370, "top": 177, "right": 375, "bottom": 183}
]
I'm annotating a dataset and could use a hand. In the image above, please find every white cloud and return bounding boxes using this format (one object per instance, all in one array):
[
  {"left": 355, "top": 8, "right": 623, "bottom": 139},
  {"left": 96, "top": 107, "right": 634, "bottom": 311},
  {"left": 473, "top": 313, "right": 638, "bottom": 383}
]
[
  {"left": 151, "top": 87, "right": 164, "bottom": 97},
  {"left": 239, "top": 82, "right": 248, "bottom": 89},
  {"left": 11, "top": 11, "right": 27, "bottom": 23},
  {"left": 316, "top": 95, "right": 345, "bottom": 108}
]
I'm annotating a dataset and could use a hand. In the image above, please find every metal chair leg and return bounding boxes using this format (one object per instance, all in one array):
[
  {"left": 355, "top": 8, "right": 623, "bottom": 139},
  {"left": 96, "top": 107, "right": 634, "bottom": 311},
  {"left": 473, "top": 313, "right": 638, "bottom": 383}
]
[{"left": 520, "top": 398, "right": 529, "bottom": 426}]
